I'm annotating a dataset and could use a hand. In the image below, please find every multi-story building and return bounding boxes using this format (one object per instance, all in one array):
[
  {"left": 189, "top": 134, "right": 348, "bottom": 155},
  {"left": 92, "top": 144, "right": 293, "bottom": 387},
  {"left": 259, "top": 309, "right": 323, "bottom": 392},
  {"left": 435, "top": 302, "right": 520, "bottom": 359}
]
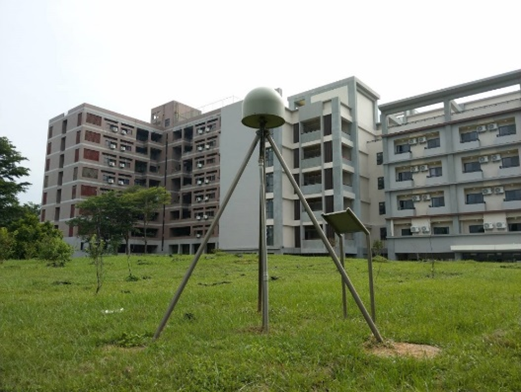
[
  {"left": 42, "top": 70, "right": 520, "bottom": 260},
  {"left": 379, "top": 70, "right": 521, "bottom": 261}
]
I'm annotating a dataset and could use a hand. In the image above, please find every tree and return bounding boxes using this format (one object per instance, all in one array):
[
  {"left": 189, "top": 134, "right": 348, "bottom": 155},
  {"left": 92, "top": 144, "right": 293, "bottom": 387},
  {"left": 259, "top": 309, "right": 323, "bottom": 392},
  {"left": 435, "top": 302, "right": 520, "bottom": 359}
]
[
  {"left": 0, "top": 137, "right": 31, "bottom": 227},
  {"left": 8, "top": 213, "right": 62, "bottom": 259},
  {"left": 124, "top": 186, "right": 170, "bottom": 254},
  {"left": 0, "top": 227, "right": 15, "bottom": 262}
]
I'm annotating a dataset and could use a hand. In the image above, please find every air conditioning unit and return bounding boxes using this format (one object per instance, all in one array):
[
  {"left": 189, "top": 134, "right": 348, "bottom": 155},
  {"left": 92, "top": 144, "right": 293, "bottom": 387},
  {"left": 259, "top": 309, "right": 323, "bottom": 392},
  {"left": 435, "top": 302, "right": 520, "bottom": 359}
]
[
  {"left": 478, "top": 156, "right": 489, "bottom": 164},
  {"left": 408, "top": 138, "right": 418, "bottom": 145},
  {"left": 423, "top": 194, "right": 431, "bottom": 201},
  {"left": 205, "top": 144, "right": 210, "bottom": 149},
  {"left": 496, "top": 222, "right": 506, "bottom": 229},
  {"left": 476, "top": 125, "right": 487, "bottom": 133},
  {"left": 206, "top": 127, "right": 211, "bottom": 133},
  {"left": 197, "top": 146, "right": 203, "bottom": 151},
  {"left": 494, "top": 186, "right": 504, "bottom": 194},
  {"left": 484, "top": 222, "right": 494, "bottom": 230},
  {"left": 410, "top": 166, "right": 419, "bottom": 173},
  {"left": 419, "top": 165, "right": 429, "bottom": 172},
  {"left": 110, "top": 144, "right": 116, "bottom": 149},
  {"left": 198, "top": 128, "right": 204, "bottom": 135},
  {"left": 204, "top": 196, "right": 209, "bottom": 201},
  {"left": 110, "top": 126, "right": 118, "bottom": 133},
  {"left": 196, "top": 215, "right": 202, "bottom": 220},
  {"left": 422, "top": 226, "right": 430, "bottom": 233},
  {"left": 121, "top": 130, "right": 127, "bottom": 136},
  {"left": 197, "top": 163, "right": 203, "bottom": 168},
  {"left": 418, "top": 136, "right": 427, "bottom": 144},
  {"left": 203, "top": 215, "right": 208, "bottom": 220},
  {"left": 109, "top": 161, "right": 115, "bottom": 167},
  {"left": 487, "top": 123, "right": 498, "bottom": 131},
  {"left": 118, "top": 180, "right": 124, "bottom": 185},
  {"left": 108, "top": 178, "right": 115, "bottom": 184},
  {"left": 196, "top": 233, "right": 201, "bottom": 238},
  {"left": 412, "top": 195, "right": 422, "bottom": 202},
  {"left": 120, "top": 163, "right": 125, "bottom": 168},
  {"left": 491, "top": 154, "right": 501, "bottom": 162},
  {"left": 120, "top": 146, "right": 126, "bottom": 151},
  {"left": 197, "top": 180, "right": 203, "bottom": 185},
  {"left": 410, "top": 226, "right": 420, "bottom": 233},
  {"left": 481, "top": 188, "right": 492, "bottom": 195},
  {"left": 205, "top": 179, "right": 209, "bottom": 184},
  {"left": 196, "top": 197, "right": 202, "bottom": 202}
]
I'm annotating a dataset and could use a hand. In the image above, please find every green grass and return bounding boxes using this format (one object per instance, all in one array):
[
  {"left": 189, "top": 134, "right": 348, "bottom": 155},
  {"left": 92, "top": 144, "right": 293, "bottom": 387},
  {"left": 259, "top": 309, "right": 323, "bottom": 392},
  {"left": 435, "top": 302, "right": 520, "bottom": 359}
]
[{"left": 1, "top": 254, "right": 520, "bottom": 391}]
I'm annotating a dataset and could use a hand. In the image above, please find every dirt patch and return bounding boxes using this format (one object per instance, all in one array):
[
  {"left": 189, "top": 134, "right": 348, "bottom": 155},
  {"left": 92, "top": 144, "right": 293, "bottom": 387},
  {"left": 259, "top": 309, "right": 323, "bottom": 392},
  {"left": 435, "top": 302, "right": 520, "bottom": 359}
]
[{"left": 366, "top": 341, "right": 441, "bottom": 359}]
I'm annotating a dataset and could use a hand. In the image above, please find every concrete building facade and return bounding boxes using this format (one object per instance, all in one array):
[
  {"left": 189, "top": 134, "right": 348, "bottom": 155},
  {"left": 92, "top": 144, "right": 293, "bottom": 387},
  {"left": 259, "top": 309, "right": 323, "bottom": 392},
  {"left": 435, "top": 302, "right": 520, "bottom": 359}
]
[
  {"left": 41, "top": 70, "right": 521, "bottom": 260},
  {"left": 379, "top": 70, "right": 521, "bottom": 261}
]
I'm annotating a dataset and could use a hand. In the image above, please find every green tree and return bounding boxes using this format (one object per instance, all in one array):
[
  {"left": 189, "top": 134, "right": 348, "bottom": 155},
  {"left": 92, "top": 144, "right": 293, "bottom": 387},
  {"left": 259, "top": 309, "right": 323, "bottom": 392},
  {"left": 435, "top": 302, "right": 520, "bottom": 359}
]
[
  {"left": 8, "top": 213, "right": 61, "bottom": 259},
  {"left": 0, "top": 137, "right": 31, "bottom": 227},
  {"left": 125, "top": 186, "right": 170, "bottom": 254}
]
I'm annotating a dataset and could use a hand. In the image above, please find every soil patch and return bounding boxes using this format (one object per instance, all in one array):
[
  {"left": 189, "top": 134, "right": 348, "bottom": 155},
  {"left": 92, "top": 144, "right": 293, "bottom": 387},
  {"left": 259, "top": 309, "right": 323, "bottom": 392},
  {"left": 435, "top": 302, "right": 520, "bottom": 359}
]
[{"left": 366, "top": 341, "right": 441, "bottom": 359}]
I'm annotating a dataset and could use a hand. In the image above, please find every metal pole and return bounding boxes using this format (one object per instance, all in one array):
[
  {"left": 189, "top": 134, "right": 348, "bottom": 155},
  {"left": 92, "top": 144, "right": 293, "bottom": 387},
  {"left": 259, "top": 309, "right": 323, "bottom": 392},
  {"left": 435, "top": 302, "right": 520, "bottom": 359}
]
[
  {"left": 258, "top": 126, "right": 269, "bottom": 333},
  {"left": 267, "top": 134, "right": 383, "bottom": 342},
  {"left": 339, "top": 233, "right": 347, "bottom": 319},
  {"left": 154, "top": 134, "right": 260, "bottom": 340},
  {"left": 366, "top": 232, "right": 376, "bottom": 322}
]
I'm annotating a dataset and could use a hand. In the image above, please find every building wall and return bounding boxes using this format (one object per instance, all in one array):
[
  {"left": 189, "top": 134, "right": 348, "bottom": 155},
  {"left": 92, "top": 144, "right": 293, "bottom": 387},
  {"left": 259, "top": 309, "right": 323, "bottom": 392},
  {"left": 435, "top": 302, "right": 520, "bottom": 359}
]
[{"left": 379, "top": 70, "right": 521, "bottom": 261}]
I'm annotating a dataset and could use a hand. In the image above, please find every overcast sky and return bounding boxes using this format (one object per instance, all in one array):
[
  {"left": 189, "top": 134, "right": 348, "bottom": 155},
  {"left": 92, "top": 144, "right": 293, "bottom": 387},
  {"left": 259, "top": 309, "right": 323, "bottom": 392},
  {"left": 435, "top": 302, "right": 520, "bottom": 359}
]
[{"left": 1, "top": 0, "right": 520, "bottom": 205}]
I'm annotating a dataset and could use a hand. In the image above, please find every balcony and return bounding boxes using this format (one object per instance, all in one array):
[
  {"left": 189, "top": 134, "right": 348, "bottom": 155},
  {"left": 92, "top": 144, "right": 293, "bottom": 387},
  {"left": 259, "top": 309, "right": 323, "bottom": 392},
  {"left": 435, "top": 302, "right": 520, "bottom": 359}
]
[
  {"left": 460, "top": 202, "right": 486, "bottom": 213},
  {"left": 503, "top": 199, "right": 521, "bottom": 210},
  {"left": 301, "top": 156, "right": 322, "bottom": 169},
  {"left": 301, "top": 130, "right": 321, "bottom": 144},
  {"left": 301, "top": 183, "right": 322, "bottom": 194},
  {"left": 301, "top": 210, "right": 323, "bottom": 222},
  {"left": 393, "top": 208, "right": 416, "bottom": 218}
]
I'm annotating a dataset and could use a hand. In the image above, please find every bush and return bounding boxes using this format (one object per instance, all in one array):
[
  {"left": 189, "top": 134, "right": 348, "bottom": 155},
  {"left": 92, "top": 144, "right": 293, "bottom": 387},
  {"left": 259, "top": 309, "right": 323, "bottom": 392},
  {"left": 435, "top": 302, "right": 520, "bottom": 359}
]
[
  {"left": 0, "top": 227, "right": 15, "bottom": 262},
  {"left": 38, "top": 236, "right": 74, "bottom": 267}
]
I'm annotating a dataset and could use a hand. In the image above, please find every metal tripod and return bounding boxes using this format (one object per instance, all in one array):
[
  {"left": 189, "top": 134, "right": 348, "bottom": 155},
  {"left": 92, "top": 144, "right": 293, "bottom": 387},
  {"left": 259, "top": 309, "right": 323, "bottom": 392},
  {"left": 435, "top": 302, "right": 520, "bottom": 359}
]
[{"left": 154, "top": 124, "right": 383, "bottom": 342}]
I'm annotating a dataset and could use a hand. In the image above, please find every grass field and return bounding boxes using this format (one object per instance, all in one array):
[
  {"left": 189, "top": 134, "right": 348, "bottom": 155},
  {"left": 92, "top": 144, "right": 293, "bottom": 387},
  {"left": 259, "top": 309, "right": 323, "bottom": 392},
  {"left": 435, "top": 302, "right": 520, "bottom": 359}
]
[{"left": 1, "top": 254, "right": 520, "bottom": 391}]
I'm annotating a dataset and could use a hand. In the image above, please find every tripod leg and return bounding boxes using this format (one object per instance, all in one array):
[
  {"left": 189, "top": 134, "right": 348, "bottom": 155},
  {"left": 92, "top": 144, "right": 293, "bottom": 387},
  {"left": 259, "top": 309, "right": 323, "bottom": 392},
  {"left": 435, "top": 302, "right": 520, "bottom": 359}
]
[
  {"left": 266, "top": 134, "right": 383, "bottom": 342},
  {"left": 154, "top": 134, "right": 261, "bottom": 340}
]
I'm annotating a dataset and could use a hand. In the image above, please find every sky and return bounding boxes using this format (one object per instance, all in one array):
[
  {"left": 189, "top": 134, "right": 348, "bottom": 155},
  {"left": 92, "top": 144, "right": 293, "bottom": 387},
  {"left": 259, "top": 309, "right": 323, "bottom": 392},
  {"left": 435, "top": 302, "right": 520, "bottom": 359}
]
[{"left": 1, "top": 0, "right": 520, "bottom": 205}]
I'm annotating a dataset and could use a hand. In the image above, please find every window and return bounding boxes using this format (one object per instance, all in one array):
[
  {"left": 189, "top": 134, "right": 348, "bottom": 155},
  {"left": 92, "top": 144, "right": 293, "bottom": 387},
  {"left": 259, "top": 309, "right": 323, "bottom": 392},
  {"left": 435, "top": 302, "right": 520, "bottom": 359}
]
[
  {"left": 433, "top": 227, "right": 449, "bottom": 235},
  {"left": 395, "top": 143, "right": 410, "bottom": 154},
  {"left": 466, "top": 193, "right": 484, "bottom": 204},
  {"left": 469, "top": 224, "right": 484, "bottom": 233},
  {"left": 304, "top": 225, "right": 320, "bottom": 240},
  {"left": 42, "top": 192, "right": 47, "bottom": 205},
  {"left": 45, "top": 159, "right": 50, "bottom": 171},
  {"left": 82, "top": 167, "right": 98, "bottom": 179},
  {"left": 430, "top": 196, "right": 445, "bottom": 207},
  {"left": 80, "top": 185, "right": 97, "bottom": 197},
  {"left": 266, "top": 173, "right": 274, "bottom": 192},
  {"left": 307, "top": 197, "right": 322, "bottom": 211},
  {"left": 62, "top": 120, "right": 67, "bottom": 134},
  {"left": 164, "top": 118, "right": 170, "bottom": 128},
  {"left": 266, "top": 199, "right": 273, "bottom": 219},
  {"left": 398, "top": 199, "right": 414, "bottom": 210},
  {"left": 265, "top": 147, "right": 274, "bottom": 167},
  {"left": 426, "top": 138, "right": 440, "bottom": 149},
  {"left": 460, "top": 131, "right": 478, "bottom": 143},
  {"left": 428, "top": 166, "right": 442, "bottom": 177},
  {"left": 376, "top": 152, "right": 383, "bottom": 165},
  {"left": 380, "top": 227, "right": 387, "bottom": 240},
  {"left": 508, "top": 223, "right": 521, "bottom": 232},
  {"left": 77, "top": 113, "right": 82, "bottom": 126},
  {"left": 498, "top": 124, "right": 516, "bottom": 136},
  {"left": 46, "top": 142, "right": 52, "bottom": 155},
  {"left": 48, "top": 126, "right": 53, "bottom": 139},
  {"left": 303, "top": 171, "right": 321, "bottom": 186},
  {"left": 505, "top": 189, "right": 521, "bottom": 201},
  {"left": 397, "top": 171, "right": 413, "bottom": 182},
  {"left": 379, "top": 202, "right": 386, "bottom": 215},
  {"left": 401, "top": 228, "right": 412, "bottom": 236},
  {"left": 463, "top": 161, "right": 481, "bottom": 173},
  {"left": 85, "top": 130, "right": 101, "bottom": 143},
  {"left": 501, "top": 156, "right": 520, "bottom": 168},
  {"left": 71, "top": 185, "right": 77, "bottom": 199},
  {"left": 266, "top": 225, "right": 274, "bottom": 246},
  {"left": 377, "top": 177, "right": 384, "bottom": 190}
]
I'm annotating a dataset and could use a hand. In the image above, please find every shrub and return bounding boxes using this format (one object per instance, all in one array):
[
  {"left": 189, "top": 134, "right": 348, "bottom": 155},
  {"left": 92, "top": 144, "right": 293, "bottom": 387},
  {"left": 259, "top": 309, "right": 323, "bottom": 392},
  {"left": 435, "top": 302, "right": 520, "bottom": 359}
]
[
  {"left": 0, "top": 227, "right": 15, "bottom": 262},
  {"left": 38, "top": 236, "right": 74, "bottom": 267}
]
